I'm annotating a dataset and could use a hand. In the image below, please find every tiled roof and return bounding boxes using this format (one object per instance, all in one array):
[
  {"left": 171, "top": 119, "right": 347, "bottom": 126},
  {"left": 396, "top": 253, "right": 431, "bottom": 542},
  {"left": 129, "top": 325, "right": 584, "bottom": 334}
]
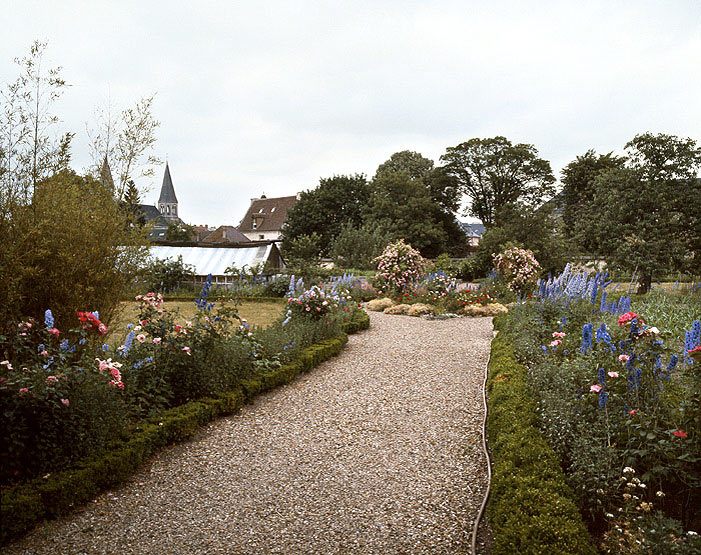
[
  {"left": 138, "top": 204, "right": 167, "bottom": 224},
  {"left": 202, "top": 226, "right": 251, "bottom": 244},
  {"left": 158, "top": 163, "right": 178, "bottom": 204},
  {"left": 238, "top": 195, "right": 298, "bottom": 232}
]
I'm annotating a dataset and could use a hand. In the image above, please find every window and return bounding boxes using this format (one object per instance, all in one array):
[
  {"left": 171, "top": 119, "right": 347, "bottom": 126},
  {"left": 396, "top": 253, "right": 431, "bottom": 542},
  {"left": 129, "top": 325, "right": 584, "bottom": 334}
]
[
  {"left": 271, "top": 207, "right": 276, "bottom": 213},
  {"left": 259, "top": 234, "right": 264, "bottom": 240},
  {"left": 173, "top": 206, "right": 177, "bottom": 216},
  {"left": 166, "top": 206, "right": 170, "bottom": 214}
]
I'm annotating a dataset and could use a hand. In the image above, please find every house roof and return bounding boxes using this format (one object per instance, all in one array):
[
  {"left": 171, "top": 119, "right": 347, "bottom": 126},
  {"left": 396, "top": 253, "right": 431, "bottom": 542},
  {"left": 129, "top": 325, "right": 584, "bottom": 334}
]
[
  {"left": 460, "top": 222, "right": 486, "bottom": 238},
  {"left": 238, "top": 195, "right": 298, "bottom": 232},
  {"left": 202, "top": 226, "right": 250, "bottom": 244},
  {"left": 149, "top": 244, "right": 279, "bottom": 275},
  {"left": 158, "top": 163, "right": 178, "bottom": 204},
  {"left": 138, "top": 204, "right": 168, "bottom": 225}
]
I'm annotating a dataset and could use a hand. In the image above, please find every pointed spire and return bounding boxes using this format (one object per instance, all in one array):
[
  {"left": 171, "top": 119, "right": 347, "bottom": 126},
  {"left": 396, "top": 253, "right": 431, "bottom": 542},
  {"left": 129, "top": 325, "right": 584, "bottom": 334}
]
[
  {"left": 158, "top": 162, "right": 178, "bottom": 204},
  {"left": 100, "top": 155, "right": 114, "bottom": 190}
]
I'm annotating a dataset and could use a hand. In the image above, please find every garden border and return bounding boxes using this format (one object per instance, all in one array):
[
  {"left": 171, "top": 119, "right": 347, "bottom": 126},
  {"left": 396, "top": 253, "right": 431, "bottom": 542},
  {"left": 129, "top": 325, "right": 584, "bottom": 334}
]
[
  {"left": 486, "top": 314, "right": 596, "bottom": 554},
  {"left": 0, "top": 312, "right": 370, "bottom": 545}
]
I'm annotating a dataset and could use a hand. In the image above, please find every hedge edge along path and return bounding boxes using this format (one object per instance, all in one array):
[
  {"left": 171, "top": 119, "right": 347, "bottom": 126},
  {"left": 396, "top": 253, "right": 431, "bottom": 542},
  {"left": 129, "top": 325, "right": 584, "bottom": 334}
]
[
  {"left": 487, "top": 314, "right": 596, "bottom": 555},
  {"left": 0, "top": 312, "right": 370, "bottom": 545}
]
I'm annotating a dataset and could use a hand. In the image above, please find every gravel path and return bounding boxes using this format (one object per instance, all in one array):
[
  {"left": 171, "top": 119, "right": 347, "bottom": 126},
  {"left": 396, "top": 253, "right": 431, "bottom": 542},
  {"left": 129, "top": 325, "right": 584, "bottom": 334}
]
[{"left": 6, "top": 311, "right": 494, "bottom": 554}]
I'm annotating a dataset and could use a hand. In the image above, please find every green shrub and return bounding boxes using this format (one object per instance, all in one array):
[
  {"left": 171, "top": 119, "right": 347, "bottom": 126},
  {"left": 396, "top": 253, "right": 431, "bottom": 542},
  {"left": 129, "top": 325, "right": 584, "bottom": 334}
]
[{"left": 487, "top": 330, "right": 596, "bottom": 554}]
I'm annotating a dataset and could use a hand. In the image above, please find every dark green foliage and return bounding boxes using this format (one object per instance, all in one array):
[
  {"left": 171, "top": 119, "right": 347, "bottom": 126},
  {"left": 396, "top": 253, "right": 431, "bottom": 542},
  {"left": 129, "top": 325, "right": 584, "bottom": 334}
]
[
  {"left": 469, "top": 203, "right": 569, "bottom": 278},
  {"left": 487, "top": 327, "right": 597, "bottom": 555},
  {"left": 0, "top": 310, "right": 369, "bottom": 545},
  {"left": 575, "top": 133, "right": 701, "bottom": 293},
  {"left": 139, "top": 255, "right": 195, "bottom": 293},
  {"left": 164, "top": 221, "right": 195, "bottom": 242},
  {"left": 283, "top": 232, "right": 324, "bottom": 268},
  {"left": 440, "top": 136, "right": 556, "bottom": 228},
  {"left": 282, "top": 174, "right": 370, "bottom": 256},
  {"left": 374, "top": 150, "right": 434, "bottom": 182},
  {"left": 560, "top": 149, "right": 625, "bottom": 240},
  {"left": 328, "top": 223, "right": 386, "bottom": 270},
  {"left": 366, "top": 170, "right": 461, "bottom": 258}
]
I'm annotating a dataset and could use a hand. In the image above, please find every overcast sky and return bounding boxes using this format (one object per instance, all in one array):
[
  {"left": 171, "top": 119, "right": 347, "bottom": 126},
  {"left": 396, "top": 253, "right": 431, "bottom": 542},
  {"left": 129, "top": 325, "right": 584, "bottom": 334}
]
[{"left": 2, "top": 1, "right": 700, "bottom": 226}]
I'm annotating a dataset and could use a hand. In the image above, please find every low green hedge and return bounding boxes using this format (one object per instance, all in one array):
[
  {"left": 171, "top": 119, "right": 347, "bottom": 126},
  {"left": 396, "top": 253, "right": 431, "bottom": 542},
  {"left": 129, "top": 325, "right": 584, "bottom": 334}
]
[
  {"left": 0, "top": 311, "right": 369, "bottom": 545},
  {"left": 487, "top": 314, "right": 596, "bottom": 555}
]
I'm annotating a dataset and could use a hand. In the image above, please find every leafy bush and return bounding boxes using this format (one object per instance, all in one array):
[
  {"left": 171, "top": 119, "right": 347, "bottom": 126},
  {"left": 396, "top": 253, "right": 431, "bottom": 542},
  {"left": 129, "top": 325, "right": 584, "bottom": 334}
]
[
  {"left": 139, "top": 255, "right": 195, "bottom": 293},
  {"left": 0, "top": 170, "right": 147, "bottom": 331},
  {"left": 328, "top": 223, "right": 386, "bottom": 270}
]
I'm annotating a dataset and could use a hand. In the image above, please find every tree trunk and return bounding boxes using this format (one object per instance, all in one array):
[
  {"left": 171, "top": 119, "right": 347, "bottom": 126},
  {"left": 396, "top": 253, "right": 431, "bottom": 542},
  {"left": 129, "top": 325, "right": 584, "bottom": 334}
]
[{"left": 636, "top": 273, "right": 652, "bottom": 295}]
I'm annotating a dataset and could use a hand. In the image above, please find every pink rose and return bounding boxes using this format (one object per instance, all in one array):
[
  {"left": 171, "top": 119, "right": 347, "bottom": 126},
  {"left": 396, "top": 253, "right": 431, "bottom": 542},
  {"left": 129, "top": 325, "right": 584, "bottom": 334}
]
[
  {"left": 629, "top": 409, "right": 637, "bottom": 416},
  {"left": 19, "top": 388, "right": 28, "bottom": 396},
  {"left": 673, "top": 430, "right": 687, "bottom": 439},
  {"left": 550, "top": 340, "right": 561, "bottom": 347},
  {"left": 61, "top": 398, "right": 70, "bottom": 407},
  {"left": 1, "top": 360, "right": 13, "bottom": 370},
  {"left": 182, "top": 346, "right": 191, "bottom": 355},
  {"left": 136, "top": 333, "right": 146, "bottom": 343},
  {"left": 552, "top": 332, "right": 566, "bottom": 338},
  {"left": 98, "top": 324, "right": 108, "bottom": 335},
  {"left": 619, "top": 354, "right": 630, "bottom": 365},
  {"left": 48, "top": 328, "right": 60, "bottom": 338},
  {"left": 590, "top": 384, "right": 602, "bottom": 393},
  {"left": 153, "top": 337, "right": 162, "bottom": 344},
  {"left": 608, "top": 371, "right": 619, "bottom": 378},
  {"left": 141, "top": 320, "right": 148, "bottom": 326},
  {"left": 40, "top": 350, "right": 49, "bottom": 357}
]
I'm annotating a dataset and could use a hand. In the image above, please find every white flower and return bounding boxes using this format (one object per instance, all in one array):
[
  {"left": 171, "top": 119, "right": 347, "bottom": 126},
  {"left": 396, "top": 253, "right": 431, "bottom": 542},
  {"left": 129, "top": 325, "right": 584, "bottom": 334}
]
[{"left": 623, "top": 467, "right": 635, "bottom": 474}]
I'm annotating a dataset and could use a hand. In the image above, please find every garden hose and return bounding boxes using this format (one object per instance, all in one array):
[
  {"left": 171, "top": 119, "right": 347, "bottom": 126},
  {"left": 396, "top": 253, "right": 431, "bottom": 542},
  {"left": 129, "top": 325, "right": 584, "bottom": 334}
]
[{"left": 470, "top": 345, "right": 492, "bottom": 555}]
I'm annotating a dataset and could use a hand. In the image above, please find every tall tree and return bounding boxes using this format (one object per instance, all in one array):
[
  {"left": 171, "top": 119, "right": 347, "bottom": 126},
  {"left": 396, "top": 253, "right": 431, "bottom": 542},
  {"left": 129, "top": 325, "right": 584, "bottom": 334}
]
[
  {"left": 374, "top": 150, "right": 434, "bottom": 182},
  {"left": 580, "top": 133, "right": 701, "bottom": 293},
  {"left": 560, "top": 149, "right": 625, "bottom": 240},
  {"left": 282, "top": 174, "right": 370, "bottom": 256},
  {"left": 440, "top": 136, "right": 555, "bottom": 227},
  {"left": 366, "top": 170, "right": 455, "bottom": 258}
]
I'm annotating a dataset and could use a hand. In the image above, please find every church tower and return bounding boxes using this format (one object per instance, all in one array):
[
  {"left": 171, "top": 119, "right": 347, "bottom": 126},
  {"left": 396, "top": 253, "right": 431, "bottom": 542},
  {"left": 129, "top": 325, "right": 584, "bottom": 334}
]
[{"left": 158, "top": 162, "right": 179, "bottom": 221}]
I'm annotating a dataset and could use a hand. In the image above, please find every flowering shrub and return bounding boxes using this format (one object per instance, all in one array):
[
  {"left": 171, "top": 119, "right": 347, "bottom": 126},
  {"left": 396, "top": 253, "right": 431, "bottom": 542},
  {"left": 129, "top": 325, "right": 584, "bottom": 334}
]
[
  {"left": 372, "top": 239, "right": 428, "bottom": 296},
  {"left": 286, "top": 285, "right": 358, "bottom": 322},
  {"left": 493, "top": 247, "right": 541, "bottom": 296}
]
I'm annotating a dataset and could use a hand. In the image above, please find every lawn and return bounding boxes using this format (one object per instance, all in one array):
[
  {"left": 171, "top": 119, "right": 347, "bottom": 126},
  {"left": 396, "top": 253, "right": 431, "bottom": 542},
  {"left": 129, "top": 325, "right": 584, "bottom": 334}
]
[{"left": 110, "top": 299, "right": 285, "bottom": 342}]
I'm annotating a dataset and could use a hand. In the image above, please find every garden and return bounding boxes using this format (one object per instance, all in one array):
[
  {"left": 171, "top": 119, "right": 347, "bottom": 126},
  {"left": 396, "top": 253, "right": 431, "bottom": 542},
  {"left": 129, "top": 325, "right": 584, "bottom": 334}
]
[
  {"left": 0, "top": 274, "right": 369, "bottom": 543},
  {"left": 485, "top": 262, "right": 700, "bottom": 554}
]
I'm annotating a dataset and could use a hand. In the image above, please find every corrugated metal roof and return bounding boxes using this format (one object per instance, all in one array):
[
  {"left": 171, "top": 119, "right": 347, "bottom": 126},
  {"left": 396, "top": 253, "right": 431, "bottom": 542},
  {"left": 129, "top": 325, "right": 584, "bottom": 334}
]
[{"left": 149, "top": 245, "right": 273, "bottom": 276}]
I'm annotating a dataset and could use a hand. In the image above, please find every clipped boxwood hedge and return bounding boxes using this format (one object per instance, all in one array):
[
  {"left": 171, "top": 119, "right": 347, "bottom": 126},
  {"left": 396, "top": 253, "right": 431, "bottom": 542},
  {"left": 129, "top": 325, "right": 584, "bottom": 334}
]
[
  {"left": 487, "top": 314, "right": 596, "bottom": 555},
  {"left": 1, "top": 310, "right": 370, "bottom": 545}
]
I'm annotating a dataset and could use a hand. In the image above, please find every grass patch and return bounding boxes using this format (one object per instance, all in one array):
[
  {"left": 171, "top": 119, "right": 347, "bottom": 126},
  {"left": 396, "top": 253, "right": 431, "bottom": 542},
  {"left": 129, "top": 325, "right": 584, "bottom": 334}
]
[{"left": 111, "top": 300, "right": 284, "bottom": 337}]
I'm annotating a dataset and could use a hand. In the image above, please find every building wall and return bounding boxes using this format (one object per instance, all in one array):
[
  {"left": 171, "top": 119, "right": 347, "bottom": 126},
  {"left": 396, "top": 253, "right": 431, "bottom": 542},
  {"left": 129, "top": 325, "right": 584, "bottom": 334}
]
[{"left": 241, "top": 230, "right": 281, "bottom": 242}]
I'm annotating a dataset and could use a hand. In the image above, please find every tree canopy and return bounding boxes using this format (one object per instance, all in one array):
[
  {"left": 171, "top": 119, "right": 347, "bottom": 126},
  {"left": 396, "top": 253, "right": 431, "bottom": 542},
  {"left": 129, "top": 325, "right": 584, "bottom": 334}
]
[
  {"left": 560, "top": 149, "right": 625, "bottom": 241},
  {"left": 440, "top": 136, "right": 555, "bottom": 227},
  {"left": 281, "top": 174, "right": 370, "bottom": 255},
  {"left": 579, "top": 133, "right": 701, "bottom": 293}
]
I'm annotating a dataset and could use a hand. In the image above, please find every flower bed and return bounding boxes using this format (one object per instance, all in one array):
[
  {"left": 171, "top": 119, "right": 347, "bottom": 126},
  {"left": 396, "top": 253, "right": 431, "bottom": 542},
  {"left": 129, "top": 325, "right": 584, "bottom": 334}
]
[
  {"left": 489, "top": 266, "right": 701, "bottom": 552},
  {"left": 0, "top": 277, "right": 369, "bottom": 544}
]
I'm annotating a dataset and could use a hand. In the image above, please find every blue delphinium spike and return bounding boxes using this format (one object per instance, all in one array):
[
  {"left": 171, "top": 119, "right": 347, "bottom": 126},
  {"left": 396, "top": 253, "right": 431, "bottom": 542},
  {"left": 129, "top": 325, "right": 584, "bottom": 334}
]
[{"left": 44, "top": 309, "right": 54, "bottom": 329}]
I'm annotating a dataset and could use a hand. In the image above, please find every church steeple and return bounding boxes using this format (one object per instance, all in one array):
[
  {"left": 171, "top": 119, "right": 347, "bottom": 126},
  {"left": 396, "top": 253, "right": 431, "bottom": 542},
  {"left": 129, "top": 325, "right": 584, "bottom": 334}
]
[
  {"left": 100, "top": 155, "right": 114, "bottom": 190},
  {"left": 158, "top": 162, "right": 179, "bottom": 220}
]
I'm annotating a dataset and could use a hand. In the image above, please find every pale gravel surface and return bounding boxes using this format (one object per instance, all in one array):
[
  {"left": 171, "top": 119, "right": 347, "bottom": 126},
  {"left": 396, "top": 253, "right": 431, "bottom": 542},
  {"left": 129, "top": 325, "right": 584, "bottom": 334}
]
[{"left": 6, "top": 311, "right": 493, "bottom": 554}]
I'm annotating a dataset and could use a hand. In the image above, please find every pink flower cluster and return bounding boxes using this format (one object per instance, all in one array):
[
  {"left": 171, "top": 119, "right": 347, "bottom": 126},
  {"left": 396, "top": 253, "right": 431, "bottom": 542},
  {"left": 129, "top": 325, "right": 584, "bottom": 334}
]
[
  {"left": 96, "top": 358, "right": 124, "bottom": 389},
  {"left": 373, "top": 239, "right": 427, "bottom": 294},
  {"left": 136, "top": 292, "right": 164, "bottom": 309},
  {"left": 493, "top": 248, "right": 541, "bottom": 295}
]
